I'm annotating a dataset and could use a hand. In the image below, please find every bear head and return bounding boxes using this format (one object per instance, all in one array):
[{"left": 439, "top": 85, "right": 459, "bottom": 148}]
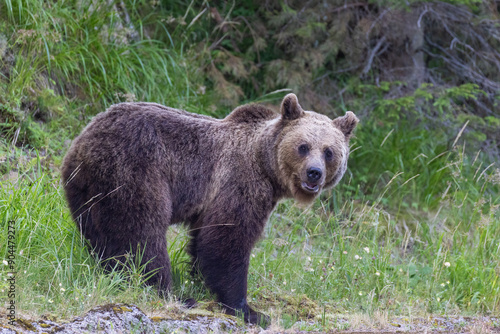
[{"left": 276, "top": 93, "right": 359, "bottom": 204}]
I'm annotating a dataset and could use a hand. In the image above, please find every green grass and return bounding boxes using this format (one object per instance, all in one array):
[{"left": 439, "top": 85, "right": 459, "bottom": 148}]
[
  {"left": 0, "top": 139, "right": 498, "bottom": 329},
  {"left": 0, "top": 0, "right": 499, "bottom": 331}
]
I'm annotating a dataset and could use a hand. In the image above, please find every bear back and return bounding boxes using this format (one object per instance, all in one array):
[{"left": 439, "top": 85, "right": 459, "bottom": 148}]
[{"left": 224, "top": 104, "right": 277, "bottom": 124}]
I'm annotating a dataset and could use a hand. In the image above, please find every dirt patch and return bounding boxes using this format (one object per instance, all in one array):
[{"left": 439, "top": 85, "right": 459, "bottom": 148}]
[
  {"left": 0, "top": 303, "right": 498, "bottom": 333},
  {"left": 0, "top": 303, "right": 243, "bottom": 334}
]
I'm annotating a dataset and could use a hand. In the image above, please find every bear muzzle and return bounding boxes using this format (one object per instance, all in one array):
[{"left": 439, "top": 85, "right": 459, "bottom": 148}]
[{"left": 301, "top": 167, "right": 323, "bottom": 193}]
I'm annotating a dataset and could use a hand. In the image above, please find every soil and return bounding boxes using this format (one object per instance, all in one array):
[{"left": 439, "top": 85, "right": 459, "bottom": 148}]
[{"left": 0, "top": 303, "right": 498, "bottom": 333}]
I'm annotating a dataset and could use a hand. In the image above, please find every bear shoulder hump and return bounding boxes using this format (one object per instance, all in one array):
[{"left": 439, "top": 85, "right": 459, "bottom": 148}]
[{"left": 224, "top": 104, "right": 277, "bottom": 123}]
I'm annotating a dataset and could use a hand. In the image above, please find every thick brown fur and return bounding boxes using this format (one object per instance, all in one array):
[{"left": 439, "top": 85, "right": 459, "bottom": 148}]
[{"left": 61, "top": 94, "right": 358, "bottom": 325}]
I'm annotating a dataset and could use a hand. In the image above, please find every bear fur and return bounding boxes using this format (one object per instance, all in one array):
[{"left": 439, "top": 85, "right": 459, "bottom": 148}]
[{"left": 61, "top": 94, "right": 358, "bottom": 324}]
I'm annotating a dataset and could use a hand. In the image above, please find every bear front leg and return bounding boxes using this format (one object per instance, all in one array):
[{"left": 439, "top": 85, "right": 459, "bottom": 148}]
[{"left": 194, "top": 222, "right": 269, "bottom": 325}]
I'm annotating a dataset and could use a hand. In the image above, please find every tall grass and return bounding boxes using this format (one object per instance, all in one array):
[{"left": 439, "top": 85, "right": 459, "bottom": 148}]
[
  {"left": 0, "top": 0, "right": 220, "bottom": 150},
  {"left": 1, "top": 132, "right": 498, "bottom": 328}
]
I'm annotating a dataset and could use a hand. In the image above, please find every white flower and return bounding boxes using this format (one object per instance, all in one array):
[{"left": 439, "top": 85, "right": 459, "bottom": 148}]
[
  {"left": 48, "top": 299, "right": 53, "bottom": 303},
  {"left": 354, "top": 255, "right": 360, "bottom": 260},
  {"left": 358, "top": 292, "right": 363, "bottom": 296},
  {"left": 283, "top": 281, "right": 286, "bottom": 285},
  {"left": 363, "top": 247, "right": 370, "bottom": 253},
  {"left": 375, "top": 272, "right": 380, "bottom": 276},
  {"left": 444, "top": 262, "right": 451, "bottom": 267},
  {"left": 440, "top": 283, "right": 445, "bottom": 287},
  {"left": 60, "top": 287, "right": 66, "bottom": 292},
  {"left": 2, "top": 260, "right": 7, "bottom": 266},
  {"left": 343, "top": 251, "right": 348, "bottom": 255}
]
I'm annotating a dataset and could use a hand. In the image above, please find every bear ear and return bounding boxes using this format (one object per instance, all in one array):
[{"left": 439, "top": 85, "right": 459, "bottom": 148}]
[
  {"left": 332, "top": 111, "right": 359, "bottom": 138},
  {"left": 281, "top": 93, "right": 305, "bottom": 121}
]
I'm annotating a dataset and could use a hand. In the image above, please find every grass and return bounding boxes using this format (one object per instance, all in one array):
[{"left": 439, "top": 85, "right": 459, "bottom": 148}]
[
  {"left": 0, "top": 139, "right": 498, "bottom": 330},
  {"left": 0, "top": 0, "right": 499, "bottom": 332}
]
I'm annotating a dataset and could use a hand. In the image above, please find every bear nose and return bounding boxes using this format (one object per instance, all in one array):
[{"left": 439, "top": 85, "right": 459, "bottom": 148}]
[{"left": 307, "top": 167, "right": 322, "bottom": 182}]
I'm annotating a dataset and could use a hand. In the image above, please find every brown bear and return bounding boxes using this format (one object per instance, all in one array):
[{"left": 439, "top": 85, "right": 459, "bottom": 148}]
[{"left": 61, "top": 93, "right": 358, "bottom": 324}]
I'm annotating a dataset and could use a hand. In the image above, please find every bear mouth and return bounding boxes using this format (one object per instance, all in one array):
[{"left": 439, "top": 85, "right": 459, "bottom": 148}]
[{"left": 301, "top": 182, "right": 320, "bottom": 194}]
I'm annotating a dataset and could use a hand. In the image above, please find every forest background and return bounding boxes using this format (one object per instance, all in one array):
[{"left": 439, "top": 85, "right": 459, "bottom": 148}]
[{"left": 0, "top": 0, "right": 499, "bottom": 332}]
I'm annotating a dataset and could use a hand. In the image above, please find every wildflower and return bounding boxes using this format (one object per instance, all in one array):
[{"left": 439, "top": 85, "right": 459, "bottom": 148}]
[
  {"left": 440, "top": 283, "right": 445, "bottom": 287},
  {"left": 251, "top": 254, "right": 255, "bottom": 258},
  {"left": 375, "top": 272, "right": 380, "bottom": 276},
  {"left": 191, "top": 281, "right": 194, "bottom": 285},
  {"left": 437, "top": 297, "right": 440, "bottom": 302},
  {"left": 444, "top": 262, "right": 451, "bottom": 267},
  {"left": 19, "top": 250, "right": 23, "bottom": 255},
  {"left": 447, "top": 281, "right": 450, "bottom": 284},
  {"left": 291, "top": 289, "right": 296, "bottom": 292},
  {"left": 354, "top": 255, "right": 360, "bottom": 260},
  {"left": 60, "top": 287, "right": 66, "bottom": 292},
  {"left": 399, "top": 268, "right": 403, "bottom": 273},
  {"left": 359, "top": 292, "right": 363, "bottom": 296},
  {"left": 283, "top": 281, "right": 286, "bottom": 285},
  {"left": 88, "top": 294, "right": 92, "bottom": 297},
  {"left": 2, "top": 260, "right": 7, "bottom": 266},
  {"left": 343, "top": 251, "right": 348, "bottom": 255},
  {"left": 75, "top": 297, "right": 79, "bottom": 301},
  {"left": 363, "top": 247, "right": 370, "bottom": 253},
  {"left": 48, "top": 299, "right": 53, "bottom": 303},
  {"left": 59, "top": 283, "right": 62, "bottom": 286}
]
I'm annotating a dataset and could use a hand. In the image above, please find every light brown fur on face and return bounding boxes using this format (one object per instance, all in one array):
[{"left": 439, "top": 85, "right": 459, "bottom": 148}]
[{"left": 276, "top": 95, "right": 358, "bottom": 204}]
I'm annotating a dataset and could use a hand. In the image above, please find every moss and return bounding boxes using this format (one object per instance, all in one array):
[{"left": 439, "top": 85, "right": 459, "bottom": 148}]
[
  {"left": 112, "top": 306, "right": 133, "bottom": 313},
  {"left": 14, "top": 318, "right": 36, "bottom": 331}
]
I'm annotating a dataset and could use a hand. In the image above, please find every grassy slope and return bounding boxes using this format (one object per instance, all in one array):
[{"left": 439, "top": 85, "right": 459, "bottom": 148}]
[{"left": 0, "top": 0, "right": 499, "bottom": 331}]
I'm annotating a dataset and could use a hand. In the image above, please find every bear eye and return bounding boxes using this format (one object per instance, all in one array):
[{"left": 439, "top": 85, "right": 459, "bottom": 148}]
[
  {"left": 298, "top": 144, "right": 309, "bottom": 156},
  {"left": 324, "top": 148, "right": 334, "bottom": 161}
]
